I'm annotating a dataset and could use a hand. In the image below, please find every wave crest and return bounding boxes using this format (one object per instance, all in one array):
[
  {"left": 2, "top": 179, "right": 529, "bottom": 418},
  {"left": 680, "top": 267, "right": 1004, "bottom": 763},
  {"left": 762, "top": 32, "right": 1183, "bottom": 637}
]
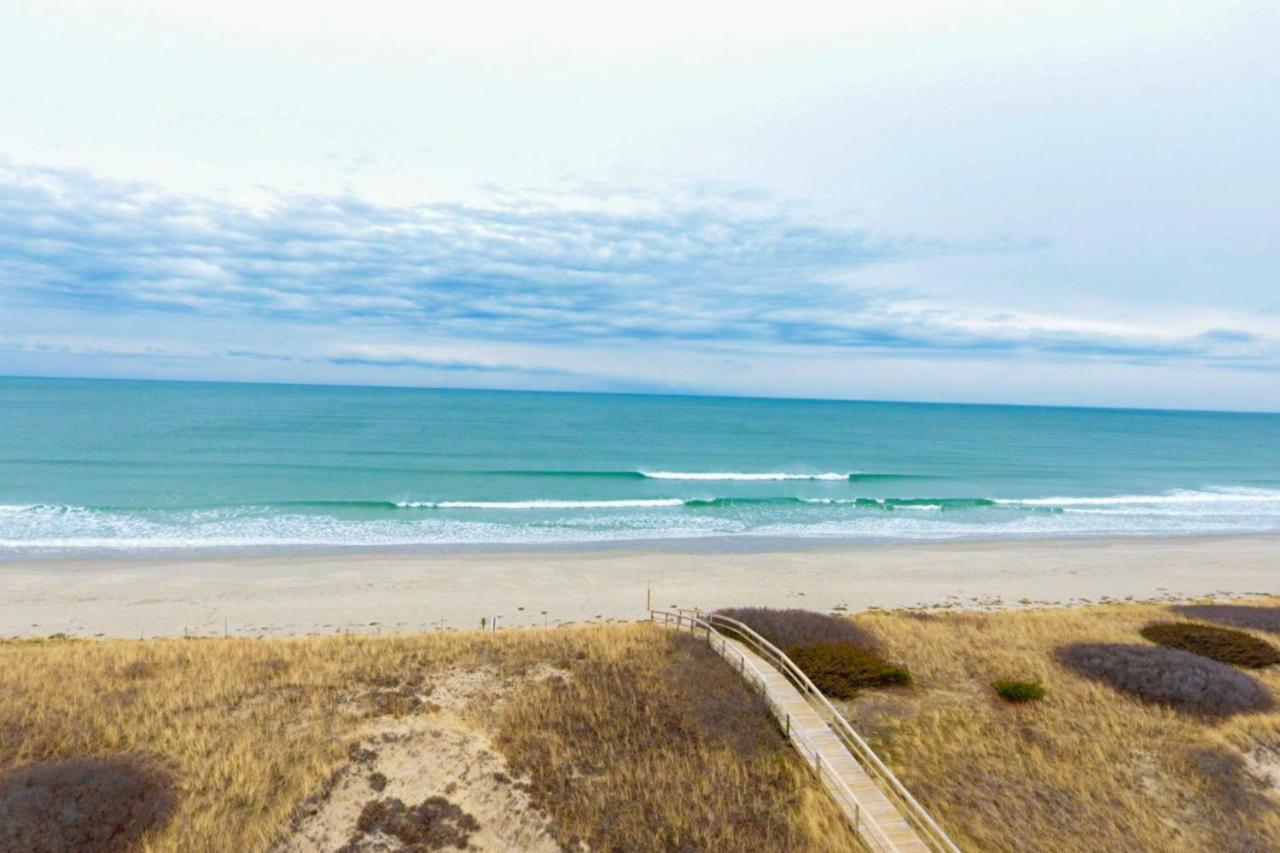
[
  {"left": 639, "top": 471, "right": 853, "bottom": 481},
  {"left": 397, "top": 499, "right": 686, "bottom": 510}
]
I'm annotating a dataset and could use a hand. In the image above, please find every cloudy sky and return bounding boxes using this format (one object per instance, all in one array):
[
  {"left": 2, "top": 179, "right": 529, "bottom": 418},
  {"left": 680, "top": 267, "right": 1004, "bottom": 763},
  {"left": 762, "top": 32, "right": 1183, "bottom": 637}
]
[{"left": 2, "top": 1, "right": 1278, "bottom": 410}]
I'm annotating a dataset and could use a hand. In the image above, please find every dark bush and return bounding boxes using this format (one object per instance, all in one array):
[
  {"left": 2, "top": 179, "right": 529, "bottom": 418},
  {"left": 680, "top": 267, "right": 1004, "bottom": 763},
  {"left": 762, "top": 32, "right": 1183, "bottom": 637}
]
[
  {"left": 1140, "top": 622, "right": 1280, "bottom": 669},
  {"left": 1055, "top": 642, "right": 1273, "bottom": 717},
  {"left": 785, "top": 642, "right": 911, "bottom": 699},
  {"left": 347, "top": 795, "right": 480, "bottom": 850},
  {"left": 714, "top": 607, "right": 879, "bottom": 651},
  {"left": 992, "top": 679, "right": 1045, "bottom": 703},
  {"left": 119, "top": 659, "right": 157, "bottom": 680},
  {"left": 1172, "top": 604, "right": 1280, "bottom": 635},
  {"left": 0, "top": 754, "right": 176, "bottom": 853}
]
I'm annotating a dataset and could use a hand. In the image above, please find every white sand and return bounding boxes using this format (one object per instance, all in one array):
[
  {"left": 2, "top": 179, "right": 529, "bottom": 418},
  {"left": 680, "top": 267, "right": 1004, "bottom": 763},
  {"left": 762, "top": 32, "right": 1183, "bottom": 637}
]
[
  {"left": 279, "top": 665, "right": 563, "bottom": 852},
  {"left": 1, "top": 535, "right": 1277, "bottom": 638}
]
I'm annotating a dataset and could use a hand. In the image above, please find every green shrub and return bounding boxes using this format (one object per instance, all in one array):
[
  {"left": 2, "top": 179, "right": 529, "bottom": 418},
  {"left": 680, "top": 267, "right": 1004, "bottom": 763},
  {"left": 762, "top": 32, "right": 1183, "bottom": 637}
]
[
  {"left": 1140, "top": 622, "right": 1280, "bottom": 669},
  {"left": 785, "top": 642, "right": 911, "bottom": 699},
  {"left": 992, "top": 679, "right": 1045, "bottom": 703}
]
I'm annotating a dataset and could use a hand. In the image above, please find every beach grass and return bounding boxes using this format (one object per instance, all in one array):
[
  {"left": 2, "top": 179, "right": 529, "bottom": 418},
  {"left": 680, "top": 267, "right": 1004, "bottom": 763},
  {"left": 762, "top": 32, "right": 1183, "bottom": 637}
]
[
  {"left": 8, "top": 600, "right": 1280, "bottom": 851},
  {"left": 848, "top": 598, "right": 1280, "bottom": 852},
  {"left": 0, "top": 624, "right": 856, "bottom": 853}
]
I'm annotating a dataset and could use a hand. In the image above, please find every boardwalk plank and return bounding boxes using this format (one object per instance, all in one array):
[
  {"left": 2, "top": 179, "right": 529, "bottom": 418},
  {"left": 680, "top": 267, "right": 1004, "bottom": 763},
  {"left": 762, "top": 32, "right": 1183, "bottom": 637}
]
[{"left": 718, "top": 637, "right": 933, "bottom": 853}]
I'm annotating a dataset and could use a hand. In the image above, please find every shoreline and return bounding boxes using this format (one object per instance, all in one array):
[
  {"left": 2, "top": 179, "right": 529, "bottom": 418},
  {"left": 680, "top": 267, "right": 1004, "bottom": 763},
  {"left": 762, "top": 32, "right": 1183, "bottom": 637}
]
[
  {"left": 2, "top": 533, "right": 1277, "bottom": 638},
  {"left": 4, "top": 526, "right": 1279, "bottom": 562}
]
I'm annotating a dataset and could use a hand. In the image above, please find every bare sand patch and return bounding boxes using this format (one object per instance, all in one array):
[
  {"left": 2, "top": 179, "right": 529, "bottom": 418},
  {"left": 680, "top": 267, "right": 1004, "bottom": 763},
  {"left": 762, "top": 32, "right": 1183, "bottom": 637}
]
[{"left": 279, "top": 669, "right": 562, "bottom": 852}]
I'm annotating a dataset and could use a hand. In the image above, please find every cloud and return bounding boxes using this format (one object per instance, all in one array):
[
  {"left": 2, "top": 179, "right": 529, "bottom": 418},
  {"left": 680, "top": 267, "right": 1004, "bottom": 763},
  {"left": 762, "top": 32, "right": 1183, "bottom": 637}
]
[
  {"left": 0, "top": 159, "right": 1276, "bottom": 377},
  {"left": 326, "top": 343, "right": 578, "bottom": 376},
  {"left": 0, "top": 160, "right": 914, "bottom": 340}
]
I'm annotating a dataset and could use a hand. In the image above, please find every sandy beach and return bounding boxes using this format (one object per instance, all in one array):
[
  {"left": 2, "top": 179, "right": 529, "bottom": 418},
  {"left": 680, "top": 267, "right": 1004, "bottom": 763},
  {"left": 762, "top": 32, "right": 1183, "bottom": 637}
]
[{"left": 1, "top": 534, "right": 1276, "bottom": 638}]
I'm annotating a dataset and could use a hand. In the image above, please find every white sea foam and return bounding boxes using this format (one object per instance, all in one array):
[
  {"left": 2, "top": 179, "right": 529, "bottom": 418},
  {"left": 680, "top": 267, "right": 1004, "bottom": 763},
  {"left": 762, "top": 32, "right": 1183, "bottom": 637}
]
[
  {"left": 1004, "top": 487, "right": 1280, "bottom": 509},
  {"left": 639, "top": 471, "right": 851, "bottom": 481},
  {"left": 3, "top": 486, "right": 1280, "bottom": 555},
  {"left": 396, "top": 499, "right": 685, "bottom": 510}
]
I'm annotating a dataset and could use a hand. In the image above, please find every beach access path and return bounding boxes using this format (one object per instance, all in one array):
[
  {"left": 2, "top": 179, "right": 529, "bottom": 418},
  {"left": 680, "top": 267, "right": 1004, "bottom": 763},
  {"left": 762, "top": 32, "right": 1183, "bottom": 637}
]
[
  {"left": 654, "top": 609, "right": 958, "bottom": 852},
  {"left": 723, "top": 635, "right": 932, "bottom": 851}
]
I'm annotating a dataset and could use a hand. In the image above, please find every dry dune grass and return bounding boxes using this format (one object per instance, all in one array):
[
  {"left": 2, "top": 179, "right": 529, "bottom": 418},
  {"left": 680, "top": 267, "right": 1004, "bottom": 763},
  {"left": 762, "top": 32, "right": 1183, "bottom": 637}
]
[
  {"left": 13, "top": 601, "right": 1277, "bottom": 852},
  {"left": 0, "top": 624, "right": 856, "bottom": 853},
  {"left": 492, "top": 628, "right": 858, "bottom": 852},
  {"left": 848, "top": 599, "right": 1280, "bottom": 852}
]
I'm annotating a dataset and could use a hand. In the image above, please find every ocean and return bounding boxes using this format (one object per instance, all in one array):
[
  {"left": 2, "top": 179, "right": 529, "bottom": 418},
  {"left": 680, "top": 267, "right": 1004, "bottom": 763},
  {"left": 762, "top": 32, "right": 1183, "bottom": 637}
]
[{"left": 2, "top": 376, "right": 1279, "bottom": 556}]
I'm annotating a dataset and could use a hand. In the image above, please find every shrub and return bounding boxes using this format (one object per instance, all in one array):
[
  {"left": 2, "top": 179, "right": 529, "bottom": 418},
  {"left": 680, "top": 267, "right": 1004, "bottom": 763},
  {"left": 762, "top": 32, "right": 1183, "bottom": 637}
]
[
  {"left": 348, "top": 795, "right": 480, "bottom": 850},
  {"left": 1172, "top": 604, "right": 1280, "bottom": 635},
  {"left": 1055, "top": 642, "right": 1273, "bottom": 717},
  {"left": 1140, "top": 622, "right": 1280, "bottom": 669},
  {"left": 785, "top": 642, "right": 911, "bottom": 699},
  {"left": 992, "top": 679, "right": 1045, "bottom": 703},
  {"left": 714, "top": 607, "right": 879, "bottom": 651},
  {"left": 0, "top": 754, "right": 176, "bottom": 853}
]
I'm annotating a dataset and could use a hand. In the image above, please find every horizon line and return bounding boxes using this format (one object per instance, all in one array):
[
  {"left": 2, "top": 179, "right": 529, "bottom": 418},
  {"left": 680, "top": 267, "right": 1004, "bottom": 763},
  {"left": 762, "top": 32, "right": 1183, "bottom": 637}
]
[{"left": 2, "top": 371, "right": 1276, "bottom": 418}]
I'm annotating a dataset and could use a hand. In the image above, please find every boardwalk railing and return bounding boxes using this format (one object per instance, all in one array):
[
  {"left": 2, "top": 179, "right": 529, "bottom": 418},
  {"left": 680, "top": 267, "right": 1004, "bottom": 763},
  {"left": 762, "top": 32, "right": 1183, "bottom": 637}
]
[{"left": 651, "top": 608, "right": 960, "bottom": 853}]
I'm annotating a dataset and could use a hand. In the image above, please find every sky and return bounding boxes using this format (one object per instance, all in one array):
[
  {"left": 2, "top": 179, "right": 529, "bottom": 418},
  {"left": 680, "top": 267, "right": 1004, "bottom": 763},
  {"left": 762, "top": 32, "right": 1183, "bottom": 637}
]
[{"left": 1, "top": 1, "right": 1278, "bottom": 410}]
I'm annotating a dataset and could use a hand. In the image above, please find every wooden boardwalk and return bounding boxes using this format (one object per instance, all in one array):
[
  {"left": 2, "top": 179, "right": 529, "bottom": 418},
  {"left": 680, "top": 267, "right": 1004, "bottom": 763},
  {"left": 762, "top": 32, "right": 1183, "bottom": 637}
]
[
  {"left": 721, "top": 636, "right": 930, "bottom": 852},
  {"left": 651, "top": 609, "right": 959, "bottom": 853}
]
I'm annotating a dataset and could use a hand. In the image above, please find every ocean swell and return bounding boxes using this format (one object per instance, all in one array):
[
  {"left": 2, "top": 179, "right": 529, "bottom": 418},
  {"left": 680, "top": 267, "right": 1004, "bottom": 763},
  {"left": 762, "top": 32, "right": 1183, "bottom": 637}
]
[{"left": 2, "top": 487, "right": 1279, "bottom": 555}]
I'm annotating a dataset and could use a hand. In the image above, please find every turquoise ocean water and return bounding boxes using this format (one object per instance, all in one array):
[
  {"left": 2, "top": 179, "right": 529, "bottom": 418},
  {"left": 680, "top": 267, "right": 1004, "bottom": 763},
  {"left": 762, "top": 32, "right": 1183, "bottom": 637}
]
[{"left": 2, "top": 377, "right": 1279, "bottom": 556}]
